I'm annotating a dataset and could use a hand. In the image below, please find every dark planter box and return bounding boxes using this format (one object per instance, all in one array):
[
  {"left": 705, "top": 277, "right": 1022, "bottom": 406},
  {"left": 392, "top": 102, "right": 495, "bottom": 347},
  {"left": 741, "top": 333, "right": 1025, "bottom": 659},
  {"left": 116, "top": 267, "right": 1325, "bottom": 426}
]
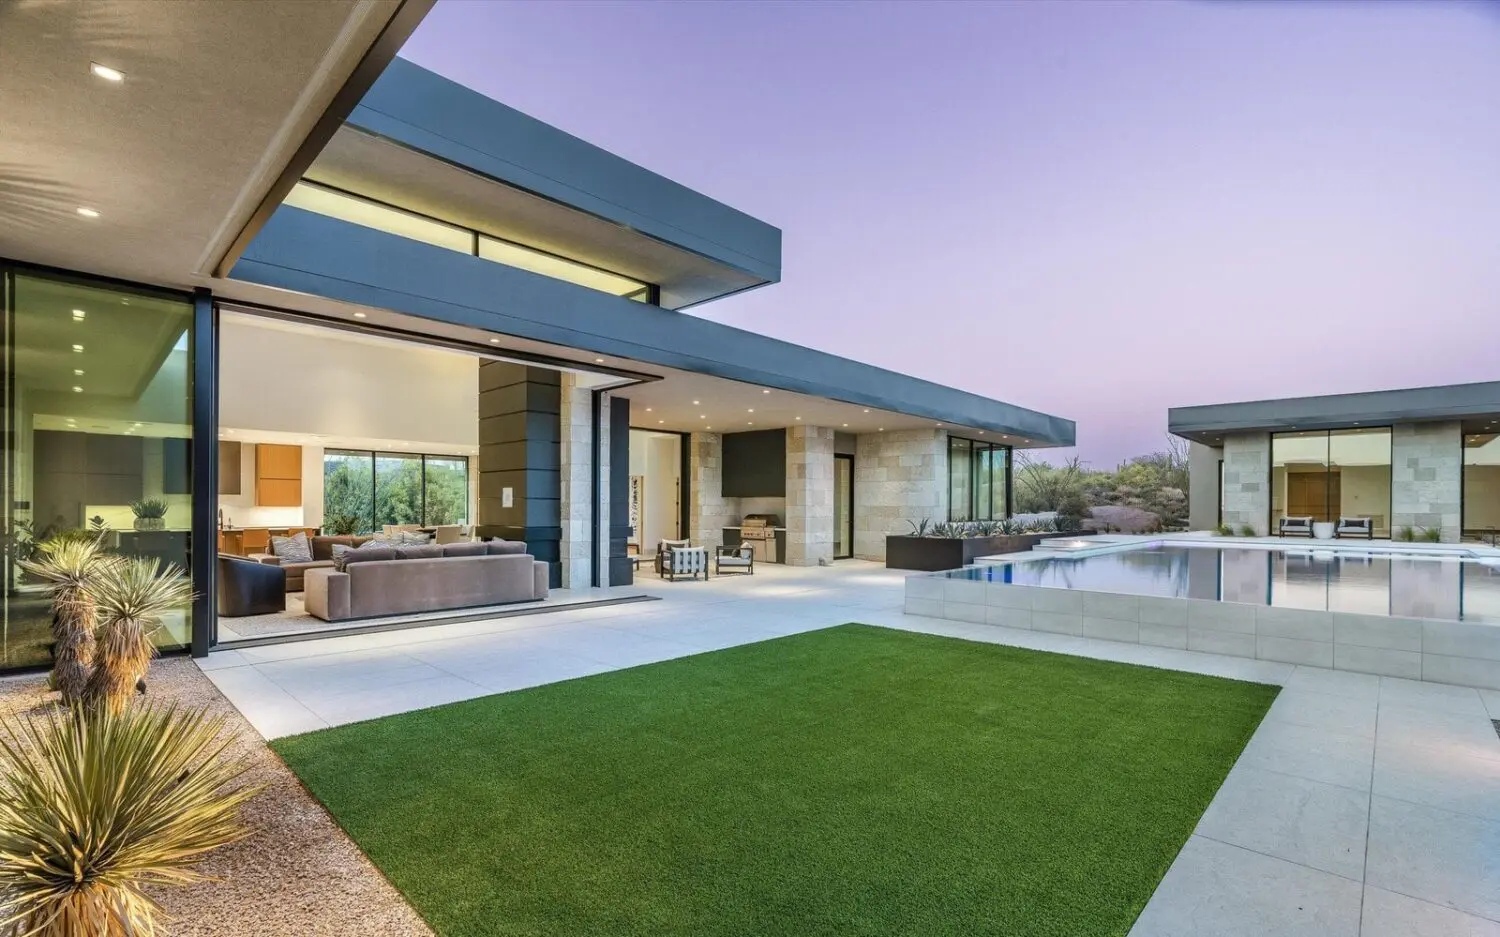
[{"left": 885, "top": 531, "right": 1089, "bottom": 572}]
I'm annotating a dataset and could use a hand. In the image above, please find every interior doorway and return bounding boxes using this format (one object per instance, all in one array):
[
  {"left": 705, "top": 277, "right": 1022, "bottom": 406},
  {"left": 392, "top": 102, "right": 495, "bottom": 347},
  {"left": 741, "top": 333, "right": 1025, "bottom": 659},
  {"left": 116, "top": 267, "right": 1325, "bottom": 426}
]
[
  {"left": 627, "top": 429, "right": 684, "bottom": 560},
  {"left": 834, "top": 453, "right": 854, "bottom": 559}
]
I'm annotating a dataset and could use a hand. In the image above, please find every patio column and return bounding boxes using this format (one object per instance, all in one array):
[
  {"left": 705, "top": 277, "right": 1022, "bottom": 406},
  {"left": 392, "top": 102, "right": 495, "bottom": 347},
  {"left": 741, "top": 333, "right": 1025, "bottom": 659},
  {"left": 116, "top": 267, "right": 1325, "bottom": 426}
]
[
  {"left": 688, "top": 433, "right": 736, "bottom": 552},
  {"left": 1221, "top": 433, "right": 1270, "bottom": 536},
  {"left": 785, "top": 425, "right": 835, "bottom": 566},
  {"left": 852, "top": 429, "right": 946, "bottom": 561},
  {"left": 477, "top": 362, "right": 561, "bottom": 588},
  {"left": 1391, "top": 421, "right": 1462, "bottom": 543},
  {"left": 559, "top": 373, "right": 593, "bottom": 589}
]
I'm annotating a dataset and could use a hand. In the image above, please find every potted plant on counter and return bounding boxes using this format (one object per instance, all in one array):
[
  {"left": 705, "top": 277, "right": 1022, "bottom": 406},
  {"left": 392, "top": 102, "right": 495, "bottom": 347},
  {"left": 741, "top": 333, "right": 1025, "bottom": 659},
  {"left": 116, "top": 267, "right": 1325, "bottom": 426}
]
[{"left": 128, "top": 498, "right": 168, "bottom": 531}]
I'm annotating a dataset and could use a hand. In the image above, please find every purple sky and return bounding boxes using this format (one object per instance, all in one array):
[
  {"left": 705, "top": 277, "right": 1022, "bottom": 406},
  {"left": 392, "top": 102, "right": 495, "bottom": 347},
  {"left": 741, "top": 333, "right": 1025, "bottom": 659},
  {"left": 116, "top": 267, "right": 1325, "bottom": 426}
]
[{"left": 401, "top": 0, "right": 1500, "bottom": 467}]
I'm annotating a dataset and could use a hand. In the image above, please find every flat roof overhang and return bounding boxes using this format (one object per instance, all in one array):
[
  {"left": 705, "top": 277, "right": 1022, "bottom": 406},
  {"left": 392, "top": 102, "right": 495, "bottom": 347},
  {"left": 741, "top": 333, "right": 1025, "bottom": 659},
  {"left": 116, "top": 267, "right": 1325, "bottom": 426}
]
[
  {"left": 1170, "top": 381, "right": 1500, "bottom": 445},
  {"left": 224, "top": 209, "right": 1074, "bottom": 447},
  {"left": 0, "top": 0, "right": 431, "bottom": 289},
  {"left": 328, "top": 58, "right": 781, "bottom": 309}
]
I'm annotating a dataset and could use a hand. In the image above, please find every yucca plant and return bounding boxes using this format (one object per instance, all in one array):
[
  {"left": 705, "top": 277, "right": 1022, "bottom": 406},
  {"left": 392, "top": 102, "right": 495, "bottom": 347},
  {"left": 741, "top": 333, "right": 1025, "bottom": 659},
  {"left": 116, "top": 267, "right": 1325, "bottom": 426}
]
[
  {"left": 0, "top": 703, "right": 259, "bottom": 936},
  {"left": 83, "top": 559, "right": 192, "bottom": 716},
  {"left": 16, "top": 537, "right": 112, "bottom": 707}
]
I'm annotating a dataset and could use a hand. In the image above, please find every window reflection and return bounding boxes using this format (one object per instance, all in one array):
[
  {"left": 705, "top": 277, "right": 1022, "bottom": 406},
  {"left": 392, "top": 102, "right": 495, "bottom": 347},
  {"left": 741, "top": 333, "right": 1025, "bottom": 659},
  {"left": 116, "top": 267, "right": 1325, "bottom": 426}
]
[{"left": 4, "top": 272, "right": 194, "bottom": 670}]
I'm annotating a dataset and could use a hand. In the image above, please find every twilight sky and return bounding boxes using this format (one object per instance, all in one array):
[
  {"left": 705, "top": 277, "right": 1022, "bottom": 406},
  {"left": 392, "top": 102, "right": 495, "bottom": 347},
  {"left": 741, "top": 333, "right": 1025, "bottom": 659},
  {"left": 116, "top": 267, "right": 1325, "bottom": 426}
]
[{"left": 401, "top": 0, "right": 1500, "bottom": 467}]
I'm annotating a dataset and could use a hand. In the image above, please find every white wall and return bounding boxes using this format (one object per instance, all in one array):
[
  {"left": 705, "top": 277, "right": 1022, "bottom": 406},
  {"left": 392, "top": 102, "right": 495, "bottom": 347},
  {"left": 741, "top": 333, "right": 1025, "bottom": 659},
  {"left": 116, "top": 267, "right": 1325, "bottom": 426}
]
[
  {"left": 628, "top": 431, "right": 681, "bottom": 552},
  {"left": 219, "top": 317, "right": 478, "bottom": 447}
]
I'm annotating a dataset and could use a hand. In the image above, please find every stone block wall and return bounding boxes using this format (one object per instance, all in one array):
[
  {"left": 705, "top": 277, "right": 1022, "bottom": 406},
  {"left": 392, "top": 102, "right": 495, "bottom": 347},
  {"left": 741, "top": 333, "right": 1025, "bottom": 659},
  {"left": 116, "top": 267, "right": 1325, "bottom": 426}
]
[
  {"left": 852, "top": 429, "right": 947, "bottom": 561},
  {"left": 558, "top": 373, "right": 593, "bottom": 589},
  {"left": 1220, "top": 433, "right": 1270, "bottom": 534},
  {"left": 785, "top": 425, "right": 835, "bottom": 566},
  {"left": 1392, "top": 421, "right": 1462, "bottom": 543},
  {"left": 1187, "top": 441, "right": 1224, "bottom": 531},
  {"left": 688, "top": 432, "right": 737, "bottom": 552}
]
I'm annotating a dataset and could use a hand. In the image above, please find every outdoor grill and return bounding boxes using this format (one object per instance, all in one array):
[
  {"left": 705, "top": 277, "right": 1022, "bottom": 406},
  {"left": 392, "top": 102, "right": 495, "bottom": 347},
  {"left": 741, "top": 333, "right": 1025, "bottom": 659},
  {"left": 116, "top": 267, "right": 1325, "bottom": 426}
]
[{"left": 740, "top": 514, "right": 780, "bottom": 564}]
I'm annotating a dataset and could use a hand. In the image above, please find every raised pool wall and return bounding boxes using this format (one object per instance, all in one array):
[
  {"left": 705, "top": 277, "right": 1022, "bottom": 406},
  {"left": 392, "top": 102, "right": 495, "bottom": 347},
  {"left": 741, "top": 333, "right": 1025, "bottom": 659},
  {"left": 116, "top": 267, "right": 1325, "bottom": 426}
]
[{"left": 905, "top": 573, "right": 1500, "bottom": 689}]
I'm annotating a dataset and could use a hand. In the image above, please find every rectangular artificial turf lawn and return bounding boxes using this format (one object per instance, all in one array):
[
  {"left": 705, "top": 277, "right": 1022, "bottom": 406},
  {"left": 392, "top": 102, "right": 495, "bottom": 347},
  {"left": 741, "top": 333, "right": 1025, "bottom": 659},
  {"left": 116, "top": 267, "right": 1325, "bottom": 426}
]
[{"left": 273, "top": 624, "right": 1277, "bottom": 937}]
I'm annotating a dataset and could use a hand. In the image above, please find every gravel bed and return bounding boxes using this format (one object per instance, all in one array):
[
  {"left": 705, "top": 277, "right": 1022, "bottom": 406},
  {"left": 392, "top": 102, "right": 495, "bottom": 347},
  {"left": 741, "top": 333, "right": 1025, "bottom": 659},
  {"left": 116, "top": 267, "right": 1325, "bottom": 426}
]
[{"left": 0, "top": 658, "right": 434, "bottom": 937}]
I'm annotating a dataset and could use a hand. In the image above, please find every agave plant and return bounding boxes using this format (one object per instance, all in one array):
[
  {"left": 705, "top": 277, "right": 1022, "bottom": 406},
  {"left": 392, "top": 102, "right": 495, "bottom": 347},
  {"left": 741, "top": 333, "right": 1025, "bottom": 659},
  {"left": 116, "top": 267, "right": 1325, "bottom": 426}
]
[
  {"left": 0, "top": 704, "right": 259, "bottom": 936},
  {"left": 16, "top": 536, "right": 113, "bottom": 707},
  {"left": 83, "top": 558, "right": 192, "bottom": 716},
  {"left": 904, "top": 518, "right": 934, "bottom": 537}
]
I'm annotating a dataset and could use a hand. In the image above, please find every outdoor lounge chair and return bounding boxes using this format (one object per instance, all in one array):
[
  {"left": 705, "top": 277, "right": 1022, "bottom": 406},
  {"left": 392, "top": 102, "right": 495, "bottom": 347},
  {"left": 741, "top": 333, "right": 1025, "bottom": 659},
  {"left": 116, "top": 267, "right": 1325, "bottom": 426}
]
[
  {"left": 1335, "top": 517, "right": 1374, "bottom": 539},
  {"left": 1278, "top": 516, "right": 1314, "bottom": 537},
  {"left": 662, "top": 545, "right": 708, "bottom": 582},
  {"left": 655, "top": 539, "right": 691, "bottom": 576},
  {"left": 715, "top": 544, "right": 754, "bottom": 575}
]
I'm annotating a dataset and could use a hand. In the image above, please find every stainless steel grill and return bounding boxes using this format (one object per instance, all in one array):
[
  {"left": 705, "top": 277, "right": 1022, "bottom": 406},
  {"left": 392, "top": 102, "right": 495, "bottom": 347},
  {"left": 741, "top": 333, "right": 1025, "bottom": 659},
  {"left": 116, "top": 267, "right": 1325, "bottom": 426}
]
[{"left": 740, "top": 514, "right": 779, "bottom": 564}]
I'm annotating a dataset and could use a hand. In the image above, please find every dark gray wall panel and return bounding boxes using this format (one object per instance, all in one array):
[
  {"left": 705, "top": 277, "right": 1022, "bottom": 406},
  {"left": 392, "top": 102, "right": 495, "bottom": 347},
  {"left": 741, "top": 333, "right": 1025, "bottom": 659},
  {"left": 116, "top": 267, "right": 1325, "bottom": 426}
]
[
  {"left": 236, "top": 210, "right": 1075, "bottom": 446},
  {"left": 722, "top": 429, "right": 787, "bottom": 498},
  {"left": 353, "top": 59, "right": 780, "bottom": 285}
]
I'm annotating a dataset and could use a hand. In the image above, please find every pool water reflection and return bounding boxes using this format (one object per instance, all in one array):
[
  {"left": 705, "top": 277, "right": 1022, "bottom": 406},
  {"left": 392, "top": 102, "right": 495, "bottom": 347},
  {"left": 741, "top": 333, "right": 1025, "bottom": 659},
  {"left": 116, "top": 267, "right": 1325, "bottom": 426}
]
[{"left": 948, "top": 545, "right": 1500, "bottom": 623}]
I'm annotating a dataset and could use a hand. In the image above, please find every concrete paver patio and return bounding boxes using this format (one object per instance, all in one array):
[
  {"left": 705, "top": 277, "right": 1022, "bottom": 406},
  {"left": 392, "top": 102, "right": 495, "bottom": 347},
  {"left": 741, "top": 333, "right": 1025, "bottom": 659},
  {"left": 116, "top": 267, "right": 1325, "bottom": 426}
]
[{"left": 200, "top": 560, "right": 1500, "bottom": 936}]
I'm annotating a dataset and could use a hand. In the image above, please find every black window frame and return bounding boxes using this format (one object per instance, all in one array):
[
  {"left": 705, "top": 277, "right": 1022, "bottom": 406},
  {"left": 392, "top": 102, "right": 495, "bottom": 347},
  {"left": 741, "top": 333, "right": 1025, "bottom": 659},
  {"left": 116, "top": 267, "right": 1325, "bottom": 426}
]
[{"left": 947, "top": 436, "right": 1013, "bottom": 522}]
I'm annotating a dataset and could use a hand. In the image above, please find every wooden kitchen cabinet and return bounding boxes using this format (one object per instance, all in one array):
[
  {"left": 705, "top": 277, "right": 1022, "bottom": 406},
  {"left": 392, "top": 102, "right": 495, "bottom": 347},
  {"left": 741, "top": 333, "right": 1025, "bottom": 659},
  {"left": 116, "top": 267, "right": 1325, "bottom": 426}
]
[{"left": 254, "top": 444, "right": 303, "bottom": 507}]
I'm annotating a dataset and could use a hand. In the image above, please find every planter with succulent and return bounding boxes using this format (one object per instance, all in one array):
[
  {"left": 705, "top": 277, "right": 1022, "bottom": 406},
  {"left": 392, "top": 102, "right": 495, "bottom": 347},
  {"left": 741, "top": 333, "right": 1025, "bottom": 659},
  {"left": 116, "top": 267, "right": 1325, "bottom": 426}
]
[
  {"left": 885, "top": 516, "right": 1087, "bottom": 571},
  {"left": 129, "top": 498, "right": 169, "bottom": 531},
  {"left": 0, "top": 703, "right": 261, "bottom": 936}
]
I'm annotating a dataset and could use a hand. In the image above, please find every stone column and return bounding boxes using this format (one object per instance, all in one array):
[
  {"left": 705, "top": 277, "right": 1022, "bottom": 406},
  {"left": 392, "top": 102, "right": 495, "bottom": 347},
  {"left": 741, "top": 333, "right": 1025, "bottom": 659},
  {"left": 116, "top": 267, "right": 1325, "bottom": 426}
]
[
  {"left": 688, "top": 432, "right": 737, "bottom": 551},
  {"left": 477, "top": 363, "right": 560, "bottom": 588},
  {"left": 558, "top": 373, "right": 593, "bottom": 589},
  {"left": 852, "top": 429, "right": 946, "bottom": 561},
  {"left": 785, "top": 425, "right": 836, "bottom": 566},
  {"left": 1220, "top": 433, "right": 1269, "bottom": 535},
  {"left": 1392, "top": 422, "right": 1462, "bottom": 543}
]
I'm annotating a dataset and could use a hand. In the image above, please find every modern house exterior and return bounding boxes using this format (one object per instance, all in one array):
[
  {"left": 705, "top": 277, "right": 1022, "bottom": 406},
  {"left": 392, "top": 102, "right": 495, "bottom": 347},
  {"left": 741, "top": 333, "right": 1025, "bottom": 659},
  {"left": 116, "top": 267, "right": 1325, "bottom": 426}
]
[
  {"left": 1171, "top": 381, "right": 1500, "bottom": 541},
  {"left": 0, "top": 1, "right": 1072, "bottom": 670}
]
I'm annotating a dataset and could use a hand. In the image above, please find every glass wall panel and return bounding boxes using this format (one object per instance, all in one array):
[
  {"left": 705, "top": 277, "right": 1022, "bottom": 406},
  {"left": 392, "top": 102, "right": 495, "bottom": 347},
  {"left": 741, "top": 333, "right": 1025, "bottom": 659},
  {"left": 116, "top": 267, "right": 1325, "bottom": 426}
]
[
  {"left": 375, "top": 452, "right": 424, "bottom": 528},
  {"left": 4, "top": 271, "right": 194, "bottom": 670},
  {"left": 1271, "top": 431, "right": 1331, "bottom": 526},
  {"left": 323, "top": 450, "right": 375, "bottom": 534},
  {"left": 323, "top": 449, "right": 470, "bottom": 532},
  {"left": 948, "top": 437, "right": 973, "bottom": 521},
  {"left": 1463, "top": 432, "right": 1500, "bottom": 543},
  {"left": 422, "top": 456, "right": 469, "bottom": 525},
  {"left": 947, "top": 437, "right": 1012, "bottom": 522},
  {"left": 1330, "top": 428, "right": 1391, "bottom": 537}
]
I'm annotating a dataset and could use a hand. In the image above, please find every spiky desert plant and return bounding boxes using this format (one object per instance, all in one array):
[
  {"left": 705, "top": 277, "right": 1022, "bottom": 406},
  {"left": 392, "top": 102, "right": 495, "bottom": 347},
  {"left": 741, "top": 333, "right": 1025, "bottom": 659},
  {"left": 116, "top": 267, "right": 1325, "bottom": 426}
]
[
  {"left": 83, "top": 558, "right": 191, "bottom": 716},
  {"left": 0, "top": 703, "right": 259, "bottom": 936},
  {"left": 16, "top": 536, "right": 112, "bottom": 707}
]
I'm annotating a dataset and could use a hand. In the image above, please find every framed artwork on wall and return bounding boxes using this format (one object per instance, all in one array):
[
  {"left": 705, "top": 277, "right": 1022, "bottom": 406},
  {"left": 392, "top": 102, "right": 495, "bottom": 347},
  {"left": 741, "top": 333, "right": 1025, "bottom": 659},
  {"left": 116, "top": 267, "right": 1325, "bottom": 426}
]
[{"left": 629, "top": 474, "right": 644, "bottom": 548}]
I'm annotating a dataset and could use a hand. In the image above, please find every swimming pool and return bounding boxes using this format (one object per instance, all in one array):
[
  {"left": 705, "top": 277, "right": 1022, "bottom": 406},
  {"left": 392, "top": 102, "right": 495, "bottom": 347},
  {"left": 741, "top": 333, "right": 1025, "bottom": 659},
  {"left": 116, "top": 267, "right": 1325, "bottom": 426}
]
[{"left": 946, "top": 544, "right": 1500, "bottom": 624}]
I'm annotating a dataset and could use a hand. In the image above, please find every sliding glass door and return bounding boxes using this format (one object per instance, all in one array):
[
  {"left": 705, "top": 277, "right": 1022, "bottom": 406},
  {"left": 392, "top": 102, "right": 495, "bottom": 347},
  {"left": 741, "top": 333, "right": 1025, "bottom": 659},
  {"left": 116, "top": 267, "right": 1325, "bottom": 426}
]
[
  {"left": 834, "top": 454, "right": 853, "bottom": 559},
  {"left": 948, "top": 437, "right": 1011, "bottom": 521},
  {"left": 1270, "top": 428, "right": 1391, "bottom": 537}
]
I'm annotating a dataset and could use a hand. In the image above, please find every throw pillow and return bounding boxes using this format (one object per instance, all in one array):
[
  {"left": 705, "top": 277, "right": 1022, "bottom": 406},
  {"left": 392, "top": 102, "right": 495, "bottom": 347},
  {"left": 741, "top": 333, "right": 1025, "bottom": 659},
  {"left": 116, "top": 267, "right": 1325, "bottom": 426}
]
[
  {"left": 270, "top": 531, "right": 313, "bottom": 564},
  {"left": 330, "top": 543, "right": 354, "bottom": 571}
]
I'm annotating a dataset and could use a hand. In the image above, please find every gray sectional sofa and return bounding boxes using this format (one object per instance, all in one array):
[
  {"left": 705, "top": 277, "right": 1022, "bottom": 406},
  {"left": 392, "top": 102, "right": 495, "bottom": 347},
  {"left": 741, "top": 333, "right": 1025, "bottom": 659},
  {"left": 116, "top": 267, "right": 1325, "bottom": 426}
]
[{"left": 303, "top": 540, "right": 549, "bottom": 622}]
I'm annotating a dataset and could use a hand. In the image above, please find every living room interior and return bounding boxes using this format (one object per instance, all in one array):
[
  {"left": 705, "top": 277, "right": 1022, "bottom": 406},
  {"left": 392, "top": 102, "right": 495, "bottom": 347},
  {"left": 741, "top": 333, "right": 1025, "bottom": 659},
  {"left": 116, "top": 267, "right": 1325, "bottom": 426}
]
[{"left": 214, "top": 309, "right": 576, "bottom": 641}]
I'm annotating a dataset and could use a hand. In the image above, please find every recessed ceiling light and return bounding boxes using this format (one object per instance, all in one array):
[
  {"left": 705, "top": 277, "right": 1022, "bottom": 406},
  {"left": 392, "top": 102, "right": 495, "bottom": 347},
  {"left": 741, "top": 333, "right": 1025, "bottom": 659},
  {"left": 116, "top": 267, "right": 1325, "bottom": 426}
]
[
  {"left": 863, "top": 409, "right": 869, "bottom": 413},
  {"left": 699, "top": 414, "right": 706, "bottom": 419},
  {"left": 71, "top": 309, "right": 85, "bottom": 320},
  {"left": 132, "top": 422, "right": 142, "bottom": 428},
  {"left": 762, "top": 389, "right": 770, "bottom": 394},
  {"left": 748, "top": 422, "right": 754, "bottom": 426},
  {"left": 645, "top": 407, "right": 652, "bottom": 412},
  {"left": 936, "top": 423, "right": 944, "bottom": 427},
  {"left": 748, "top": 409, "right": 754, "bottom": 413},
  {"left": 353, "top": 312, "right": 367, "bottom": 319},
  {"left": 76, "top": 207, "right": 99, "bottom": 218},
  {"left": 72, "top": 344, "right": 83, "bottom": 352},
  {"left": 706, "top": 425, "right": 712, "bottom": 429},
  {"left": 692, "top": 400, "right": 700, "bottom": 406},
  {"left": 658, "top": 420, "right": 664, "bottom": 424},
  {"left": 842, "top": 423, "right": 849, "bottom": 427},
  {"left": 89, "top": 62, "right": 124, "bottom": 82},
  {"left": 72, "top": 386, "right": 82, "bottom": 393},
  {"left": 595, "top": 358, "right": 604, "bottom": 363},
  {"left": 795, "top": 416, "right": 802, "bottom": 421},
  {"left": 878, "top": 428, "right": 884, "bottom": 432},
  {"left": 979, "top": 431, "right": 985, "bottom": 435},
  {"left": 73, "top": 369, "right": 83, "bottom": 376}
]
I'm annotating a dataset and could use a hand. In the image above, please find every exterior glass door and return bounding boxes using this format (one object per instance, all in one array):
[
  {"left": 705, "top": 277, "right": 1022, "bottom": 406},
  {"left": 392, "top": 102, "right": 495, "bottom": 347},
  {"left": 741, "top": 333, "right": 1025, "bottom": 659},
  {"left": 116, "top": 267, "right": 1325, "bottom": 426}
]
[{"left": 834, "top": 454, "right": 853, "bottom": 559}]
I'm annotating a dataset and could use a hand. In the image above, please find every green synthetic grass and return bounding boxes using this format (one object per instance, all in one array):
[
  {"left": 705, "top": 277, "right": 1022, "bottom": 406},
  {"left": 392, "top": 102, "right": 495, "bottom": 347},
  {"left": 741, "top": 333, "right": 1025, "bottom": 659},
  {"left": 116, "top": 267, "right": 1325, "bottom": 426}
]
[{"left": 273, "top": 624, "right": 1277, "bottom": 937}]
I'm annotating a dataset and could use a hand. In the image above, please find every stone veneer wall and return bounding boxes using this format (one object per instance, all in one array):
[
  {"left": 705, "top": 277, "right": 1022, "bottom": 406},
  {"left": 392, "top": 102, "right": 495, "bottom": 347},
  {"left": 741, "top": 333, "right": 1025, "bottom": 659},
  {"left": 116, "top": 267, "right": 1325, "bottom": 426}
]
[
  {"left": 558, "top": 373, "right": 593, "bottom": 589},
  {"left": 785, "top": 425, "right": 835, "bottom": 566},
  {"left": 688, "top": 432, "right": 737, "bottom": 552},
  {"left": 1391, "top": 421, "right": 1462, "bottom": 543},
  {"left": 1220, "top": 433, "right": 1270, "bottom": 535},
  {"left": 852, "top": 429, "right": 947, "bottom": 561}
]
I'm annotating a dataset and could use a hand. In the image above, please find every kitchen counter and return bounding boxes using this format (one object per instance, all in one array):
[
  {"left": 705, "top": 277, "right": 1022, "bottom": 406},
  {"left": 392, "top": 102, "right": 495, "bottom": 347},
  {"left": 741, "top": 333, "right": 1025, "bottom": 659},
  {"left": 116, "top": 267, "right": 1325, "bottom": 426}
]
[{"left": 721, "top": 526, "right": 788, "bottom": 564}]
